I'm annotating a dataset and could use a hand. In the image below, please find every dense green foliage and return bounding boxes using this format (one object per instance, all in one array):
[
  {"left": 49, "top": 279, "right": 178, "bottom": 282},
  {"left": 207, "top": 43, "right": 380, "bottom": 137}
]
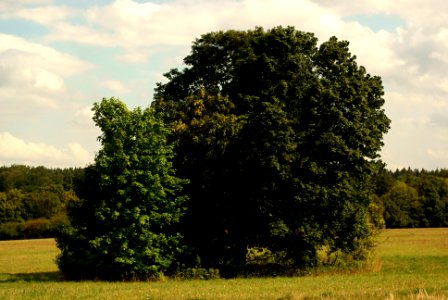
[
  {"left": 2, "top": 166, "right": 447, "bottom": 240},
  {"left": 152, "top": 26, "right": 390, "bottom": 276},
  {"left": 0, "top": 166, "right": 81, "bottom": 239},
  {"left": 56, "top": 98, "right": 187, "bottom": 280}
]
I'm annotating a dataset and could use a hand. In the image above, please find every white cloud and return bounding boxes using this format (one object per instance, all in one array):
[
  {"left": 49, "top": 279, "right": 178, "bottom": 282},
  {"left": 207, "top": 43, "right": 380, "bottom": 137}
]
[
  {"left": 44, "top": 0, "right": 335, "bottom": 47},
  {"left": 0, "top": 34, "right": 92, "bottom": 77},
  {"left": 2, "top": 5, "right": 75, "bottom": 25},
  {"left": 86, "top": 0, "right": 161, "bottom": 26},
  {"left": 0, "top": 0, "right": 52, "bottom": 11},
  {"left": 0, "top": 34, "right": 97, "bottom": 168},
  {"left": 74, "top": 105, "right": 94, "bottom": 120},
  {"left": 68, "top": 143, "right": 93, "bottom": 166},
  {"left": 0, "top": 49, "right": 65, "bottom": 93},
  {"left": 70, "top": 105, "right": 96, "bottom": 129},
  {"left": 0, "top": 132, "right": 93, "bottom": 167},
  {"left": 0, "top": 34, "right": 93, "bottom": 108},
  {"left": 39, "top": 0, "right": 404, "bottom": 76},
  {"left": 313, "top": 0, "right": 396, "bottom": 15},
  {"left": 101, "top": 80, "right": 129, "bottom": 93},
  {"left": 34, "top": 69, "right": 64, "bottom": 91},
  {"left": 427, "top": 149, "right": 448, "bottom": 159},
  {"left": 427, "top": 149, "right": 448, "bottom": 167},
  {"left": 115, "top": 50, "right": 149, "bottom": 64},
  {"left": 37, "top": 0, "right": 408, "bottom": 84}
]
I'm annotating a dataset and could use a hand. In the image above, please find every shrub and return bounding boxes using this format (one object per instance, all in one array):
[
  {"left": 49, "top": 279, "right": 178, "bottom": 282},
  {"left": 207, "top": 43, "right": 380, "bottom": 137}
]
[
  {"left": 24, "top": 218, "right": 51, "bottom": 239},
  {"left": 0, "top": 221, "right": 25, "bottom": 240}
]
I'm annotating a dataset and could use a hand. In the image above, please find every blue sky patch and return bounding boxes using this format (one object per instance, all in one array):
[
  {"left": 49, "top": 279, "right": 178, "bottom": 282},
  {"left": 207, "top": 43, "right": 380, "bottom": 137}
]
[
  {"left": 344, "top": 13, "right": 406, "bottom": 32},
  {"left": 0, "top": 19, "right": 47, "bottom": 38},
  {"left": 53, "top": 0, "right": 112, "bottom": 9}
]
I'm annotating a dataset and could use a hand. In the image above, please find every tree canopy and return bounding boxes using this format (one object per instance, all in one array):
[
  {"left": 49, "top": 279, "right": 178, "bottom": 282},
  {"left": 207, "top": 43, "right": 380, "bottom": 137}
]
[
  {"left": 152, "top": 26, "right": 391, "bottom": 275},
  {"left": 56, "top": 98, "right": 187, "bottom": 280}
]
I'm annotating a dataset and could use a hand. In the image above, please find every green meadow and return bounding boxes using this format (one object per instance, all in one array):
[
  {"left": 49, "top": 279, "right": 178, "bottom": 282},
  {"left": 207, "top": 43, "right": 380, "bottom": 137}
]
[{"left": 1, "top": 228, "right": 448, "bottom": 299}]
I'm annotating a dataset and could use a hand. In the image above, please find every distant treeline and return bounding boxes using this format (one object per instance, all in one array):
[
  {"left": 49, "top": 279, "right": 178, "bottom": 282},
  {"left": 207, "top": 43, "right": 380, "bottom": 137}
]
[
  {"left": 0, "top": 165, "right": 447, "bottom": 240},
  {"left": 374, "top": 168, "right": 448, "bottom": 228},
  {"left": 0, "top": 165, "right": 83, "bottom": 239}
]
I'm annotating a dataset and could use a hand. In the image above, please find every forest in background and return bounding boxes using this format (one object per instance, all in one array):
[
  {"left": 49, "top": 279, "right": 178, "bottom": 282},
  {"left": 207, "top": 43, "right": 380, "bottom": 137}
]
[
  {"left": 0, "top": 164, "right": 447, "bottom": 240},
  {"left": 374, "top": 167, "right": 448, "bottom": 228},
  {"left": 0, "top": 165, "right": 83, "bottom": 239}
]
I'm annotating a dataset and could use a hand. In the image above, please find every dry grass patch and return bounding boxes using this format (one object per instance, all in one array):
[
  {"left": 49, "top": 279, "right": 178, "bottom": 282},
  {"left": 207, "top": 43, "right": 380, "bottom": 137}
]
[{"left": 0, "top": 238, "right": 58, "bottom": 274}]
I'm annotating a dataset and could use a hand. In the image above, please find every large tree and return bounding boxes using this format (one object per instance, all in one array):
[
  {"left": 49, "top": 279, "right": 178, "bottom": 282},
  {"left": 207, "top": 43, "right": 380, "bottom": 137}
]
[
  {"left": 152, "top": 26, "right": 390, "bottom": 275},
  {"left": 56, "top": 98, "right": 187, "bottom": 280}
]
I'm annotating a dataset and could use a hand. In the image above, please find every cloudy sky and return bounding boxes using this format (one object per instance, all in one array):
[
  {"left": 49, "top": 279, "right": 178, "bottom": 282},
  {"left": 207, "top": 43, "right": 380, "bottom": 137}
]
[{"left": 1, "top": 0, "right": 448, "bottom": 170}]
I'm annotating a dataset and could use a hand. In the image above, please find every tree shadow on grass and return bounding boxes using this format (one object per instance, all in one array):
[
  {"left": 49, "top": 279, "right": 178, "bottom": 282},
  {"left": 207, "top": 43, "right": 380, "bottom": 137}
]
[{"left": 0, "top": 271, "right": 64, "bottom": 283}]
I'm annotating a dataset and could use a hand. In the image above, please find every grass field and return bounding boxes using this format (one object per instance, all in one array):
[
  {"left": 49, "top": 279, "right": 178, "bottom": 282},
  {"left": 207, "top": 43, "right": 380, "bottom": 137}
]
[{"left": 1, "top": 228, "right": 448, "bottom": 299}]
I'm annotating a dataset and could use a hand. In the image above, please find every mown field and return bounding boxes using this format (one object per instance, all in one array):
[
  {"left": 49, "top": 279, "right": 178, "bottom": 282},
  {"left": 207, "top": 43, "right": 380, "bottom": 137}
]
[{"left": 1, "top": 228, "right": 448, "bottom": 299}]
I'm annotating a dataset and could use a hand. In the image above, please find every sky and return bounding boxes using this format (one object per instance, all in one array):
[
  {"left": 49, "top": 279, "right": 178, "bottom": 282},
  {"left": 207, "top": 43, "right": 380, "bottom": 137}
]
[{"left": 1, "top": 0, "right": 448, "bottom": 170}]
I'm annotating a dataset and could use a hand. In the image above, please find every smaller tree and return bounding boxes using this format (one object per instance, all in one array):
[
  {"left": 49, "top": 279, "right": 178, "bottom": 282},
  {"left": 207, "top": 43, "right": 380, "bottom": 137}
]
[
  {"left": 382, "top": 182, "right": 420, "bottom": 228},
  {"left": 56, "top": 98, "right": 187, "bottom": 280}
]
